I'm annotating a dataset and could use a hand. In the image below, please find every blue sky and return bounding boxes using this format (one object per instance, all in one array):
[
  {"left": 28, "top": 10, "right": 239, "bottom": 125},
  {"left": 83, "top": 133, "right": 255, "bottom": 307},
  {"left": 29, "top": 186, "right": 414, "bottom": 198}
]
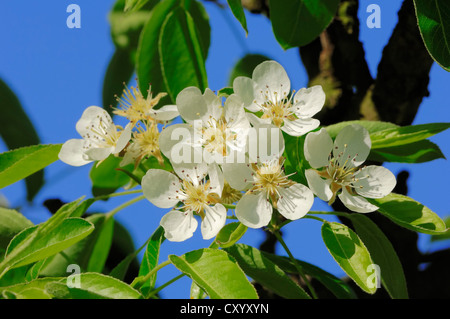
[{"left": 0, "top": 0, "right": 449, "bottom": 298}]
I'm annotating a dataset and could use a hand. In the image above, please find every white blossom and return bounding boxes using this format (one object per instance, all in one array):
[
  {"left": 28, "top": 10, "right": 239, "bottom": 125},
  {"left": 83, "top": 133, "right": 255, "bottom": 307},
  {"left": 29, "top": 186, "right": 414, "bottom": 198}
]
[
  {"left": 233, "top": 60, "right": 325, "bottom": 137},
  {"left": 304, "top": 124, "right": 396, "bottom": 213},
  {"left": 141, "top": 159, "right": 226, "bottom": 241},
  {"left": 59, "top": 106, "right": 132, "bottom": 166},
  {"left": 223, "top": 156, "right": 314, "bottom": 229}
]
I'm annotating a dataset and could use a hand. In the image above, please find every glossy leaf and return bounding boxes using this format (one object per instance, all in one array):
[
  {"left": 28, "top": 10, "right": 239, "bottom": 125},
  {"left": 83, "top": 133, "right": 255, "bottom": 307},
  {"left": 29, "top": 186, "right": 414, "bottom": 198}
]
[
  {"left": 283, "top": 133, "right": 309, "bottom": 186},
  {"left": 214, "top": 222, "right": 247, "bottom": 248},
  {"left": 46, "top": 273, "right": 142, "bottom": 299},
  {"left": 370, "top": 123, "right": 450, "bottom": 149},
  {"left": 414, "top": 0, "right": 450, "bottom": 71},
  {"left": 169, "top": 248, "right": 258, "bottom": 299},
  {"left": 325, "top": 120, "right": 399, "bottom": 138},
  {"left": 348, "top": 214, "right": 408, "bottom": 299},
  {"left": 0, "top": 144, "right": 61, "bottom": 192},
  {"left": 124, "top": 0, "right": 159, "bottom": 12},
  {"left": 263, "top": 252, "right": 357, "bottom": 299},
  {"left": 159, "top": 7, "right": 208, "bottom": 101},
  {"left": 227, "top": 0, "right": 248, "bottom": 35},
  {"left": 369, "top": 140, "right": 445, "bottom": 164},
  {"left": 321, "top": 222, "right": 377, "bottom": 294},
  {"left": 269, "top": 0, "right": 340, "bottom": 49},
  {"left": 225, "top": 244, "right": 311, "bottom": 299},
  {"left": 0, "top": 208, "right": 33, "bottom": 250},
  {"left": 89, "top": 155, "right": 133, "bottom": 197},
  {"left": 138, "top": 226, "right": 165, "bottom": 292},
  {"left": 367, "top": 193, "right": 448, "bottom": 235}
]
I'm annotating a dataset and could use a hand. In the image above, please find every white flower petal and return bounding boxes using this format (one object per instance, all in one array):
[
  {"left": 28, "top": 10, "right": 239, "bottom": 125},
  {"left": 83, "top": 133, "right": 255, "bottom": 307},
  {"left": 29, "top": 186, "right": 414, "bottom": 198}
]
[
  {"left": 246, "top": 113, "right": 271, "bottom": 127},
  {"left": 176, "top": 86, "right": 208, "bottom": 123},
  {"left": 353, "top": 165, "right": 396, "bottom": 199},
  {"left": 281, "top": 117, "right": 320, "bottom": 137},
  {"left": 202, "top": 88, "right": 222, "bottom": 121},
  {"left": 292, "top": 85, "right": 326, "bottom": 118},
  {"left": 142, "top": 169, "right": 182, "bottom": 208},
  {"left": 84, "top": 147, "right": 113, "bottom": 162},
  {"left": 252, "top": 61, "right": 290, "bottom": 103},
  {"left": 236, "top": 192, "right": 272, "bottom": 228},
  {"left": 158, "top": 123, "right": 193, "bottom": 161},
  {"left": 305, "top": 169, "right": 333, "bottom": 201},
  {"left": 150, "top": 104, "right": 180, "bottom": 121},
  {"left": 224, "top": 94, "right": 250, "bottom": 129},
  {"left": 277, "top": 183, "right": 314, "bottom": 220},
  {"left": 160, "top": 210, "right": 198, "bottom": 242},
  {"left": 58, "top": 139, "right": 92, "bottom": 167},
  {"left": 232, "top": 76, "right": 260, "bottom": 112},
  {"left": 207, "top": 163, "right": 224, "bottom": 197},
  {"left": 333, "top": 124, "right": 371, "bottom": 168},
  {"left": 201, "top": 204, "right": 227, "bottom": 240},
  {"left": 304, "top": 128, "right": 333, "bottom": 169},
  {"left": 221, "top": 162, "right": 253, "bottom": 191},
  {"left": 75, "top": 106, "right": 112, "bottom": 137},
  {"left": 248, "top": 124, "right": 285, "bottom": 163},
  {"left": 338, "top": 187, "right": 379, "bottom": 213},
  {"left": 172, "top": 160, "right": 208, "bottom": 187},
  {"left": 114, "top": 122, "right": 132, "bottom": 154}
]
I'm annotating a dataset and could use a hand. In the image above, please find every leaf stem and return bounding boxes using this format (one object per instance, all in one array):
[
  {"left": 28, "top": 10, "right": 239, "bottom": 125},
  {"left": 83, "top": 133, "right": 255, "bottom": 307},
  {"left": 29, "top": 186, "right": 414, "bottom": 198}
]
[
  {"left": 132, "top": 259, "right": 172, "bottom": 290},
  {"left": 106, "top": 195, "right": 145, "bottom": 218},
  {"left": 94, "top": 189, "right": 143, "bottom": 201},
  {"left": 146, "top": 274, "right": 186, "bottom": 299},
  {"left": 271, "top": 230, "right": 319, "bottom": 299}
]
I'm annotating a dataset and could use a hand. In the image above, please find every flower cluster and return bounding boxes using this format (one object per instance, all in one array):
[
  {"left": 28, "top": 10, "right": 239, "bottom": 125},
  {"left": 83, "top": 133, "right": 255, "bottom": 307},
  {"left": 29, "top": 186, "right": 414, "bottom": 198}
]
[{"left": 59, "top": 60, "right": 396, "bottom": 242}]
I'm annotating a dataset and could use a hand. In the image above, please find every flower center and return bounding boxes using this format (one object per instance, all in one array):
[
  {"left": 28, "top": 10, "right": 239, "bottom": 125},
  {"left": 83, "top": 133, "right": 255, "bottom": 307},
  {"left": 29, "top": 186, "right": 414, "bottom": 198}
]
[
  {"left": 257, "top": 86, "right": 297, "bottom": 127},
  {"left": 114, "top": 85, "right": 166, "bottom": 123},
  {"left": 83, "top": 116, "right": 119, "bottom": 150},
  {"left": 248, "top": 157, "right": 294, "bottom": 204},
  {"left": 175, "top": 180, "right": 220, "bottom": 216},
  {"left": 201, "top": 117, "right": 236, "bottom": 157},
  {"left": 131, "top": 122, "right": 164, "bottom": 165}
]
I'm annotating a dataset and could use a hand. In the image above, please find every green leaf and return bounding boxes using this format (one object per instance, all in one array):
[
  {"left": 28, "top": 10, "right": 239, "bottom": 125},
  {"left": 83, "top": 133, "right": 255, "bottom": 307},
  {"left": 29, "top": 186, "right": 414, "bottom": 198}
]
[
  {"left": 159, "top": 7, "right": 208, "bottom": 101},
  {"left": 228, "top": 54, "right": 271, "bottom": 86},
  {"left": 46, "top": 273, "right": 142, "bottom": 299},
  {"left": 138, "top": 226, "right": 165, "bottom": 292},
  {"left": 348, "top": 214, "right": 408, "bottom": 299},
  {"left": 325, "top": 120, "right": 399, "bottom": 139},
  {"left": 169, "top": 248, "right": 258, "bottom": 299},
  {"left": 214, "top": 222, "right": 247, "bottom": 248},
  {"left": 0, "top": 218, "right": 94, "bottom": 276},
  {"left": 262, "top": 252, "right": 357, "bottom": 299},
  {"left": 227, "top": 0, "right": 248, "bottom": 35},
  {"left": 0, "top": 277, "right": 59, "bottom": 298},
  {"left": 124, "top": 0, "right": 159, "bottom": 12},
  {"left": 0, "top": 208, "right": 33, "bottom": 250},
  {"left": 136, "top": 0, "right": 210, "bottom": 101},
  {"left": 0, "top": 79, "right": 42, "bottom": 201},
  {"left": 269, "top": 0, "right": 340, "bottom": 49},
  {"left": 367, "top": 193, "right": 448, "bottom": 235},
  {"left": 89, "top": 155, "right": 133, "bottom": 197},
  {"left": 321, "top": 222, "right": 377, "bottom": 294},
  {"left": 430, "top": 217, "right": 450, "bottom": 242},
  {"left": 370, "top": 123, "right": 450, "bottom": 149},
  {"left": 413, "top": 0, "right": 450, "bottom": 71},
  {"left": 369, "top": 140, "right": 446, "bottom": 164},
  {"left": 0, "top": 144, "right": 61, "bottom": 193},
  {"left": 225, "top": 244, "right": 311, "bottom": 299},
  {"left": 283, "top": 133, "right": 309, "bottom": 186}
]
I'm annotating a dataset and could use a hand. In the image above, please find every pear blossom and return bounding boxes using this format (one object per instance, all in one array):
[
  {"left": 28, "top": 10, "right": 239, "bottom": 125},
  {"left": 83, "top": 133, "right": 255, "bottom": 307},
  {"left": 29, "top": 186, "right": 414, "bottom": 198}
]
[
  {"left": 120, "top": 121, "right": 164, "bottom": 167},
  {"left": 233, "top": 60, "right": 325, "bottom": 137},
  {"left": 159, "top": 87, "right": 251, "bottom": 164},
  {"left": 59, "top": 106, "right": 132, "bottom": 166},
  {"left": 141, "top": 159, "right": 226, "bottom": 241},
  {"left": 223, "top": 156, "right": 314, "bottom": 229},
  {"left": 304, "top": 124, "right": 396, "bottom": 213},
  {"left": 114, "top": 84, "right": 179, "bottom": 124}
]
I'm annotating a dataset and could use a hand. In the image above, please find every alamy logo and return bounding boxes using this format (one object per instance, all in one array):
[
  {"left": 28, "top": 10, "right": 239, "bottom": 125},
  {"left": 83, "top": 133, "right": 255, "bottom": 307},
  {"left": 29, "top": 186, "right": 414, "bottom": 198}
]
[
  {"left": 66, "top": 264, "right": 81, "bottom": 288},
  {"left": 366, "top": 4, "right": 381, "bottom": 29},
  {"left": 67, "top": 4, "right": 81, "bottom": 29}
]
